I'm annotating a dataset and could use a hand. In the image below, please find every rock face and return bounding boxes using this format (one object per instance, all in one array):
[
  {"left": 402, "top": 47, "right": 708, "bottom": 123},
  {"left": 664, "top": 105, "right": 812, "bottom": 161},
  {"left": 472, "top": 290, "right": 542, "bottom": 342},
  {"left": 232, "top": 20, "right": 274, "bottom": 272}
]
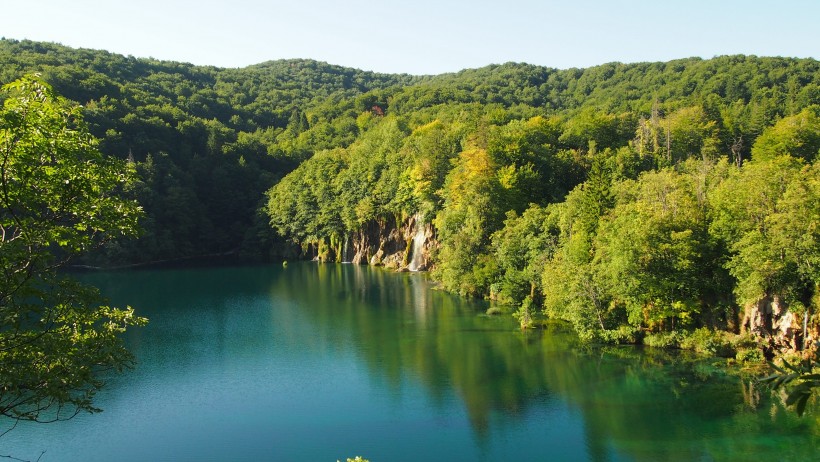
[
  {"left": 283, "top": 214, "right": 436, "bottom": 271},
  {"left": 742, "top": 295, "right": 808, "bottom": 352},
  {"left": 351, "top": 214, "right": 435, "bottom": 271}
]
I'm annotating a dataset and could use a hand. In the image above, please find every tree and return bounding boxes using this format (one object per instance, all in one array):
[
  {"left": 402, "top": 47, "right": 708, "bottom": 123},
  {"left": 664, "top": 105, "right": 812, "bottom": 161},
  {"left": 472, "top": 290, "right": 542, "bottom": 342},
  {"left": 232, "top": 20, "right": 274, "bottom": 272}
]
[
  {"left": 491, "top": 206, "right": 555, "bottom": 306},
  {"left": 595, "top": 167, "right": 717, "bottom": 331},
  {"left": 709, "top": 156, "right": 809, "bottom": 307},
  {"left": 433, "top": 146, "right": 505, "bottom": 297},
  {"left": 751, "top": 107, "right": 820, "bottom": 163},
  {"left": 540, "top": 186, "right": 614, "bottom": 341},
  {"left": 634, "top": 106, "right": 720, "bottom": 167},
  {"left": 0, "top": 76, "right": 145, "bottom": 429}
]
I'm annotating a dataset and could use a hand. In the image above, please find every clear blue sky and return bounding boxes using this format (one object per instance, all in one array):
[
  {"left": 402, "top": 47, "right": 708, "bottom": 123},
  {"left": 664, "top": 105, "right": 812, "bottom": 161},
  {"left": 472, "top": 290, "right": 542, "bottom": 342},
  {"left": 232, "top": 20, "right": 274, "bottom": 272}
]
[{"left": 2, "top": 0, "right": 818, "bottom": 75}]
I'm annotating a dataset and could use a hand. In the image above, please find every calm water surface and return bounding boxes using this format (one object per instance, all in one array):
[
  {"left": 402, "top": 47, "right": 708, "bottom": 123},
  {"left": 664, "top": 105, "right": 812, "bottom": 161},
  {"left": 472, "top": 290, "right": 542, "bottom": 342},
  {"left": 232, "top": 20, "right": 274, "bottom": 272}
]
[{"left": 3, "top": 263, "right": 818, "bottom": 461}]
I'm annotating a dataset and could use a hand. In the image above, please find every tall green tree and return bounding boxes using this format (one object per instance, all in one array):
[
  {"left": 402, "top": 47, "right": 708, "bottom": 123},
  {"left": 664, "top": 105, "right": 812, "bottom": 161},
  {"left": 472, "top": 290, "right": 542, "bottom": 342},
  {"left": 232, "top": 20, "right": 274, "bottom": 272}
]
[
  {"left": 433, "top": 146, "right": 505, "bottom": 296},
  {"left": 0, "top": 76, "right": 145, "bottom": 427},
  {"left": 595, "top": 164, "right": 724, "bottom": 331},
  {"left": 491, "top": 205, "right": 555, "bottom": 305},
  {"left": 751, "top": 107, "right": 820, "bottom": 163},
  {"left": 541, "top": 178, "right": 617, "bottom": 341},
  {"left": 709, "top": 153, "right": 820, "bottom": 354}
]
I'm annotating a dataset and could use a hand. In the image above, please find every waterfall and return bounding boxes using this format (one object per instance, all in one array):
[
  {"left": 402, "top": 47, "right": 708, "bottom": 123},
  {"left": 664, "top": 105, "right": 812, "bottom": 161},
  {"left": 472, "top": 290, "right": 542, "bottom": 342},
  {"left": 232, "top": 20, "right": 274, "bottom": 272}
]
[
  {"left": 341, "top": 234, "right": 351, "bottom": 263},
  {"left": 408, "top": 220, "right": 425, "bottom": 272}
]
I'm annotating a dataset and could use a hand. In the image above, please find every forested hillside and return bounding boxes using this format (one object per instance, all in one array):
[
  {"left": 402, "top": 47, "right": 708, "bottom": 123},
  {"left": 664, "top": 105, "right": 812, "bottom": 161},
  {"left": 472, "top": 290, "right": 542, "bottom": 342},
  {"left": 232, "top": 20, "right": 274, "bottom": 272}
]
[
  {"left": 0, "top": 38, "right": 422, "bottom": 263},
  {"left": 262, "top": 51, "right": 820, "bottom": 352},
  {"left": 3, "top": 38, "right": 819, "bottom": 352}
]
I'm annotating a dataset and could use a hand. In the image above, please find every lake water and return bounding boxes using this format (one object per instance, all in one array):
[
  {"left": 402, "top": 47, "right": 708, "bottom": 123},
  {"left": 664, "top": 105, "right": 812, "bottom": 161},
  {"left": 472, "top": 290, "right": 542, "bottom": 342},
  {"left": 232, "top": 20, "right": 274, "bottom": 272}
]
[{"left": 2, "top": 263, "right": 818, "bottom": 461}]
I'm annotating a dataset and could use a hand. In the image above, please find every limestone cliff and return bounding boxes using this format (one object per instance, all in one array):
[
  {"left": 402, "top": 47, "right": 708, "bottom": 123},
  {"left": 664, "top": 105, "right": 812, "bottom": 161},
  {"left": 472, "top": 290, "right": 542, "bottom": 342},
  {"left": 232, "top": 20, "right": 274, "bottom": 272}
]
[
  {"left": 742, "top": 294, "right": 816, "bottom": 355},
  {"left": 351, "top": 214, "right": 435, "bottom": 271},
  {"left": 291, "top": 214, "right": 436, "bottom": 272}
]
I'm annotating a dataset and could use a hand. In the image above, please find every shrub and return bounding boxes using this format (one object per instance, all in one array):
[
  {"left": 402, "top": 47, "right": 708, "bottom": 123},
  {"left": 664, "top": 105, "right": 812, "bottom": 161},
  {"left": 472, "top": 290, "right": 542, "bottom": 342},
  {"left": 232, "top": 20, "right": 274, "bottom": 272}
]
[
  {"left": 644, "top": 331, "right": 684, "bottom": 349},
  {"left": 680, "top": 328, "right": 735, "bottom": 357},
  {"left": 599, "top": 325, "right": 641, "bottom": 344},
  {"left": 513, "top": 296, "right": 535, "bottom": 329},
  {"left": 735, "top": 347, "right": 765, "bottom": 363}
]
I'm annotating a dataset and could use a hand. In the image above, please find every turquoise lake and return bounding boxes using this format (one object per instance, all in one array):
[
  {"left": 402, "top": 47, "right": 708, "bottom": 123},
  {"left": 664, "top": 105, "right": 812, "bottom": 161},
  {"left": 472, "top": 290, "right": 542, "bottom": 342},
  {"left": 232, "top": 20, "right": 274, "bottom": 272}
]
[{"left": 2, "top": 262, "right": 818, "bottom": 461}]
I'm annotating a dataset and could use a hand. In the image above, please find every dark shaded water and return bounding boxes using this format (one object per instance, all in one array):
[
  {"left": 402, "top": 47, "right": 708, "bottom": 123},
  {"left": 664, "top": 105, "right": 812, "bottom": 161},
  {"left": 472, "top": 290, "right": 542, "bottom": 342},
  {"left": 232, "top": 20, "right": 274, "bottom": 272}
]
[{"left": 3, "top": 263, "right": 818, "bottom": 461}]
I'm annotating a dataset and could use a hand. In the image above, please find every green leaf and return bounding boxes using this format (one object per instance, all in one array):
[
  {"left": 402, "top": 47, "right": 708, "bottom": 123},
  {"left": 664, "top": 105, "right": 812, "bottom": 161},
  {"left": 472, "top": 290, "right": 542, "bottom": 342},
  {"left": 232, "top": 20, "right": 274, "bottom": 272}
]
[{"left": 795, "top": 393, "right": 809, "bottom": 417}]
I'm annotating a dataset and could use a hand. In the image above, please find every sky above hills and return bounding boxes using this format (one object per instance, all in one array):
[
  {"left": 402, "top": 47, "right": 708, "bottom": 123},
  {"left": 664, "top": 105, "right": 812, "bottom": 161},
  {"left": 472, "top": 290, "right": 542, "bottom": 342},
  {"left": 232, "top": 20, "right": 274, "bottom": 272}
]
[{"left": 3, "top": 0, "right": 818, "bottom": 74}]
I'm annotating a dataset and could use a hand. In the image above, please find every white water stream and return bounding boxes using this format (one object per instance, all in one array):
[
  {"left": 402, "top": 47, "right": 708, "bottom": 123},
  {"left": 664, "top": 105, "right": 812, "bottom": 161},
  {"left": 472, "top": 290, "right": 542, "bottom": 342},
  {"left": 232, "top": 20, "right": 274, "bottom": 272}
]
[{"left": 407, "top": 222, "right": 425, "bottom": 272}]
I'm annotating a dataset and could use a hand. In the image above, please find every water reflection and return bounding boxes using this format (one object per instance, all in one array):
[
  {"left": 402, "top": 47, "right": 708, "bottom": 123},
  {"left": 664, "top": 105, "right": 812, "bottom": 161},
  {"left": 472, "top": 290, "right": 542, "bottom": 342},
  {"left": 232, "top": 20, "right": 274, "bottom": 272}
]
[
  {"left": 4, "top": 263, "right": 817, "bottom": 462},
  {"left": 268, "top": 263, "right": 819, "bottom": 461}
]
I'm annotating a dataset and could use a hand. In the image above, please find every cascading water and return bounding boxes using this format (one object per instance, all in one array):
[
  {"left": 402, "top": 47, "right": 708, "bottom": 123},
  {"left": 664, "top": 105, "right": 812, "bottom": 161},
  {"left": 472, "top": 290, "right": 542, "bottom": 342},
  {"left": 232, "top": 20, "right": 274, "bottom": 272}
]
[
  {"left": 341, "top": 234, "right": 350, "bottom": 263},
  {"left": 407, "top": 221, "right": 425, "bottom": 272}
]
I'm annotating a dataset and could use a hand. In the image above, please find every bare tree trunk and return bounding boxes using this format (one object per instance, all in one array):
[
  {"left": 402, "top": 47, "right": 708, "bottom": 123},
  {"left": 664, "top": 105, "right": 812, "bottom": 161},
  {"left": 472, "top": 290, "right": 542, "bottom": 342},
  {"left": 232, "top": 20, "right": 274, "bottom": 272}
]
[{"left": 731, "top": 136, "right": 743, "bottom": 167}]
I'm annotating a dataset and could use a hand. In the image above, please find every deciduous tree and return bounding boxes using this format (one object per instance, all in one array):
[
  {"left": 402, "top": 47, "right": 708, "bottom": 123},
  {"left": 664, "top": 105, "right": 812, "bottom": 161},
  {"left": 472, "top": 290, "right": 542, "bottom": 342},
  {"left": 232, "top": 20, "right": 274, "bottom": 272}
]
[{"left": 0, "top": 76, "right": 145, "bottom": 429}]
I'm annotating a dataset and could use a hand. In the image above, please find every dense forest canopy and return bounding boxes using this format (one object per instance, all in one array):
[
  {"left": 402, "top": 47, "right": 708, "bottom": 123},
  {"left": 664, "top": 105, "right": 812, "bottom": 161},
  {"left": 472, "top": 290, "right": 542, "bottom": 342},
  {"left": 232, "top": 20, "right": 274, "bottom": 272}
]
[
  {"left": 0, "top": 39, "right": 425, "bottom": 263},
  {"left": 2, "top": 39, "right": 819, "bottom": 361}
]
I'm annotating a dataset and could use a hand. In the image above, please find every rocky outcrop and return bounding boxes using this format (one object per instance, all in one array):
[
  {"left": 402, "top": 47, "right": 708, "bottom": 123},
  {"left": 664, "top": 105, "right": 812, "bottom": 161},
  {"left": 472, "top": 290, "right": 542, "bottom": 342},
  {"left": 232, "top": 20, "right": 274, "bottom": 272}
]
[
  {"left": 742, "top": 295, "right": 811, "bottom": 353},
  {"left": 349, "top": 214, "right": 435, "bottom": 271},
  {"left": 276, "top": 214, "right": 437, "bottom": 271},
  {"left": 407, "top": 215, "right": 434, "bottom": 272}
]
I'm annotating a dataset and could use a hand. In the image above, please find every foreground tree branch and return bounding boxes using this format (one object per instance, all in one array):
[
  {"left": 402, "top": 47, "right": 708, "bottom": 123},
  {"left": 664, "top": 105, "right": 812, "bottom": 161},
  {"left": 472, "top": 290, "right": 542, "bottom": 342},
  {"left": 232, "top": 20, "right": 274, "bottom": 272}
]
[{"left": 0, "top": 76, "right": 146, "bottom": 426}]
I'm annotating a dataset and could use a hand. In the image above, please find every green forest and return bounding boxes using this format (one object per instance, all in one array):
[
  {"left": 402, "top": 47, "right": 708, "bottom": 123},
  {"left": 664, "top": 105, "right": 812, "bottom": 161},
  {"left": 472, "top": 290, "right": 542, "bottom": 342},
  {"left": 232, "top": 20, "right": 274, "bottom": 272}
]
[{"left": 2, "top": 38, "right": 819, "bottom": 362}]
